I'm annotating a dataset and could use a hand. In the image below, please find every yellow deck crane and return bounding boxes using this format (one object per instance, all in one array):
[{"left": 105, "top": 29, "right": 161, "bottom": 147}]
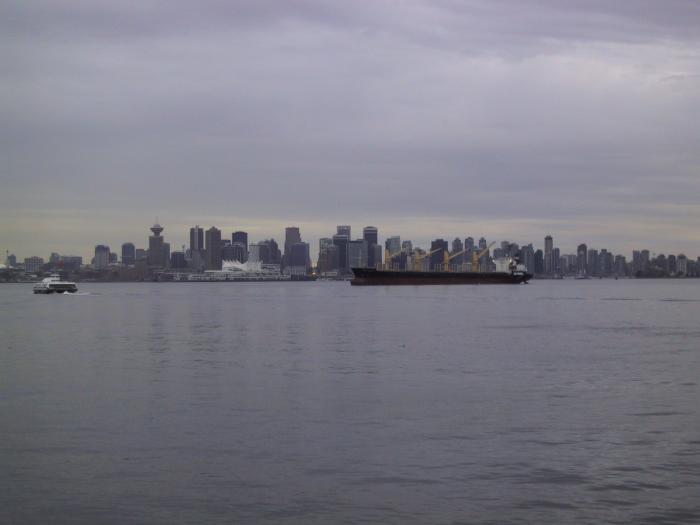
[
  {"left": 412, "top": 248, "right": 443, "bottom": 271},
  {"left": 471, "top": 242, "right": 495, "bottom": 272},
  {"left": 443, "top": 248, "right": 466, "bottom": 272},
  {"left": 384, "top": 249, "right": 404, "bottom": 270}
]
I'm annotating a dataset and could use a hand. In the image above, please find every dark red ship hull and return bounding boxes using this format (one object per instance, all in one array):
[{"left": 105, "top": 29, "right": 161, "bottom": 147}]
[{"left": 350, "top": 268, "right": 531, "bottom": 285}]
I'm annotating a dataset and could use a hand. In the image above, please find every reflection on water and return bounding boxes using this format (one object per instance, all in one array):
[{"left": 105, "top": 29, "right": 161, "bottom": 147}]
[{"left": 1, "top": 280, "right": 699, "bottom": 524}]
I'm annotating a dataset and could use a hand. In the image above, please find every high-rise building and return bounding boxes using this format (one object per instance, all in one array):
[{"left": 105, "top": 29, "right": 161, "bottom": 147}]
[
  {"left": 534, "top": 249, "right": 544, "bottom": 274},
  {"left": 677, "top": 254, "right": 688, "bottom": 276},
  {"left": 93, "top": 245, "right": 110, "bottom": 270},
  {"left": 451, "top": 238, "right": 464, "bottom": 264},
  {"left": 599, "top": 249, "right": 611, "bottom": 276},
  {"left": 552, "top": 247, "right": 560, "bottom": 275},
  {"left": 190, "top": 226, "right": 204, "bottom": 253},
  {"left": 363, "top": 226, "right": 378, "bottom": 268},
  {"left": 231, "top": 231, "right": 249, "bottom": 262},
  {"left": 148, "top": 223, "right": 166, "bottom": 268},
  {"left": 6, "top": 253, "right": 17, "bottom": 267},
  {"left": 430, "top": 239, "right": 448, "bottom": 270},
  {"left": 587, "top": 249, "right": 599, "bottom": 277},
  {"left": 232, "top": 231, "right": 248, "bottom": 247},
  {"left": 668, "top": 254, "right": 677, "bottom": 275},
  {"left": 333, "top": 234, "right": 349, "bottom": 274},
  {"left": 317, "top": 244, "right": 339, "bottom": 274},
  {"left": 385, "top": 236, "right": 401, "bottom": 257},
  {"left": 284, "top": 227, "right": 302, "bottom": 267},
  {"left": 170, "top": 251, "right": 187, "bottom": 269},
  {"left": 205, "top": 227, "right": 222, "bottom": 270},
  {"left": 249, "top": 239, "right": 281, "bottom": 264},
  {"left": 135, "top": 249, "right": 147, "bottom": 262},
  {"left": 520, "top": 244, "right": 535, "bottom": 274},
  {"left": 614, "top": 255, "right": 627, "bottom": 276},
  {"left": 577, "top": 244, "right": 588, "bottom": 275},
  {"left": 348, "top": 239, "right": 368, "bottom": 269},
  {"left": 544, "top": 235, "right": 554, "bottom": 274},
  {"left": 337, "top": 225, "right": 351, "bottom": 239},
  {"left": 121, "top": 243, "right": 135, "bottom": 266},
  {"left": 288, "top": 242, "right": 311, "bottom": 274},
  {"left": 362, "top": 226, "right": 378, "bottom": 246}
]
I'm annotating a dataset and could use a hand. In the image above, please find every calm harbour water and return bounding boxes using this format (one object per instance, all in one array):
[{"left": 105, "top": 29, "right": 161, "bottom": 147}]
[{"left": 1, "top": 280, "right": 699, "bottom": 524}]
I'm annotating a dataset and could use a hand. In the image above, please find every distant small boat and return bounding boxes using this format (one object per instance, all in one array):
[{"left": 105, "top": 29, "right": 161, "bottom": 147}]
[{"left": 33, "top": 274, "right": 78, "bottom": 294}]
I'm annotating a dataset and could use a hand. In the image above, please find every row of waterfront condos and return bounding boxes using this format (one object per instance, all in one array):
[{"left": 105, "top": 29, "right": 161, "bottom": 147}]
[{"left": 4, "top": 225, "right": 700, "bottom": 278}]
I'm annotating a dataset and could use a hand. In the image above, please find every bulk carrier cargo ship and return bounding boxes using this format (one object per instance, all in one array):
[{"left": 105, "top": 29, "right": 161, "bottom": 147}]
[
  {"left": 350, "top": 266, "right": 531, "bottom": 285},
  {"left": 350, "top": 245, "right": 531, "bottom": 285}
]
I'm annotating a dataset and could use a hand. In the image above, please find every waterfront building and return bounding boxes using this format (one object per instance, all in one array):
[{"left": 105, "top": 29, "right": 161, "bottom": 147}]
[
  {"left": 677, "top": 254, "right": 688, "bottom": 276},
  {"left": 24, "top": 256, "right": 45, "bottom": 273},
  {"left": 5, "top": 253, "right": 17, "bottom": 267},
  {"left": 59, "top": 255, "right": 82, "bottom": 271},
  {"left": 148, "top": 223, "right": 166, "bottom": 268},
  {"left": 121, "top": 243, "right": 135, "bottom": 266},
  {"left": 93, "top": 245, "right": 110, "bottom": 270},
  {"left": 205, "top": 227, "right": 222, "bottom": 270},
  {"left": 552, "top": 247, "right": 560, "bottom": 275},
  {"left": 135, "top": 248, "right": 147, "bottom": 262},
  {"left": 109, "top": 252, "right": 118, "bottom": 264}
]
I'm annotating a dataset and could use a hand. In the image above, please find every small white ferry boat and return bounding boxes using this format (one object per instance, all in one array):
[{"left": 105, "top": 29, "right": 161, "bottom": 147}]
[{"left": 33, "top": 274, "right": 78, "bottom": 294}]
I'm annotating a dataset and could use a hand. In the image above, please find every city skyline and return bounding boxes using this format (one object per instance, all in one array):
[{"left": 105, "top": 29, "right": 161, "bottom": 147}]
[
  {"left": 2, "top": 2, "right": 699, "bottom": 260},
  {"left": 4, "top": 219, "right": 699, "bottom": 272}
]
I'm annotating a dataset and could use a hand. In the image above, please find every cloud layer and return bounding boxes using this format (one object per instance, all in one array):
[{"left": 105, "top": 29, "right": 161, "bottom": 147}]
[{"left": 2, "top": 1, "right": 699, "bottom": 258}]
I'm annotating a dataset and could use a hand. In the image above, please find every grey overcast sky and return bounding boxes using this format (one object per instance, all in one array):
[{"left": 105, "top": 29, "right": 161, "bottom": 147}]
[{"left": 2, "top": 0, "right": 699, "bottom": 260}]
